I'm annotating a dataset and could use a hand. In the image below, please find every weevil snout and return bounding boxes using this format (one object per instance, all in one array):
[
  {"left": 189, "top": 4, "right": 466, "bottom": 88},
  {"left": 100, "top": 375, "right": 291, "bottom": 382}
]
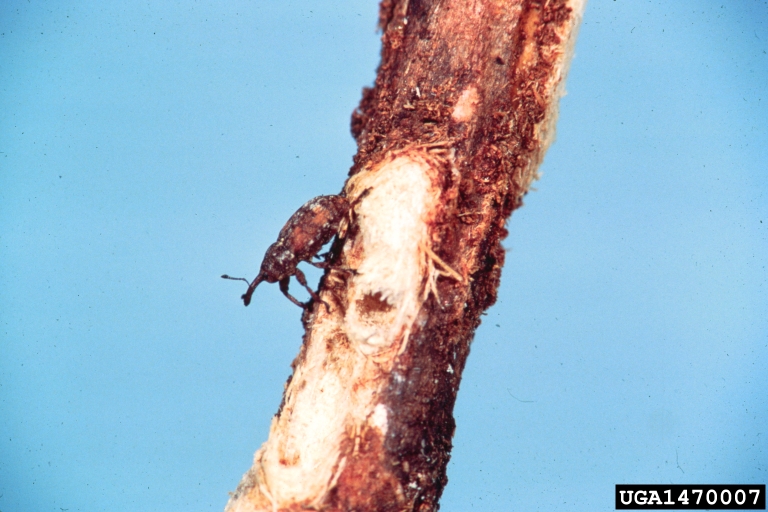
[
  {"left": 221, "top": 273, "right": 265, "bottom": 307},
  {"left": 241, "top": 273, "right": 267, "bottom": 306}
]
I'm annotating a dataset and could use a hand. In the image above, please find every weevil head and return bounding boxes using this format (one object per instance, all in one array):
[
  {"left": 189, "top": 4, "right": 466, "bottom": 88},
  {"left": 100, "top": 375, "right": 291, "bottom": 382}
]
[{"left": 259, "top": 242, "right": 297, "bottom": 282}]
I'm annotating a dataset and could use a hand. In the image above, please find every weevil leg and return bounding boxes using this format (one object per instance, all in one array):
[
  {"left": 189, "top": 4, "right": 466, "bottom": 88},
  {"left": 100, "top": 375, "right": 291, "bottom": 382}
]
[
  {"left": 278, "top": 277, "right": 307, "bottom": 309},
  {"left": 327, "top": 265, "right": 357, "bottom": 276},
  {"left": 337, "top": 187, "right": 372, "bottom": 239},
  {"left": 307, "top": 259, "right": 329, "bottom": 269},
  {"left": 293, "top": 268, "right": 330, "bottom": 312},
  {"left": 306, "top": 257, "right": 357, "bottom": 275}
]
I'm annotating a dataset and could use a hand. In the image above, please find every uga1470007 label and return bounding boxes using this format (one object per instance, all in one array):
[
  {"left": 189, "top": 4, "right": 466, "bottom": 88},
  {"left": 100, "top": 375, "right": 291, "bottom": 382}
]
[{"left": 615, "top": 485, "right": 765, "bottom": 510}]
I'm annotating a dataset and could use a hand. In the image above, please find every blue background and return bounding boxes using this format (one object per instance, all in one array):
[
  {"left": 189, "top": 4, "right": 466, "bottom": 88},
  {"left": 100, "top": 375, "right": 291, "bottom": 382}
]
[{"left": 1, "top": 1, "right": 766, "bottom": 511}]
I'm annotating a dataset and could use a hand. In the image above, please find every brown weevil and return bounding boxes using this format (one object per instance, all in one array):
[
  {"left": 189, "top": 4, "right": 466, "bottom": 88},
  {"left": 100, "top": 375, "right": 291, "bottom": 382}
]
[{"left": 222, "top": 194, "right": 352, "bottom": 310}]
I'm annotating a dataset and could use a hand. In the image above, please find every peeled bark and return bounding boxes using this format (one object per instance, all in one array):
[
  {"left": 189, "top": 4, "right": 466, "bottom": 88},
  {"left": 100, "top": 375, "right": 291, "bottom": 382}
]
[{"left": 226, "top": 1, "right": 584, "bottom": 510}]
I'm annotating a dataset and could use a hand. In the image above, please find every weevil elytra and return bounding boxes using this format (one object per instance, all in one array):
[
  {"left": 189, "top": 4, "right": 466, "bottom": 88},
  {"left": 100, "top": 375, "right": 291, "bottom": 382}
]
[{"left": 222, "top": 194, "right": 351, "bottom": 310}]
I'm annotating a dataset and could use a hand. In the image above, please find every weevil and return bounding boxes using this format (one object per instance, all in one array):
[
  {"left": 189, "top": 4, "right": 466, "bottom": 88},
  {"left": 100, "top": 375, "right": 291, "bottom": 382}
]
[{"left": 222, "top": 194, "right": 352, "bottom": 310}]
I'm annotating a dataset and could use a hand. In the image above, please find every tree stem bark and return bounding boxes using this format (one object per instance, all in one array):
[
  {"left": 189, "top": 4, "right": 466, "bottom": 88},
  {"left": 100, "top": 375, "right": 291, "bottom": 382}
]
[{"left": 226, "top": 1, "right": 584, "bottom": 510}]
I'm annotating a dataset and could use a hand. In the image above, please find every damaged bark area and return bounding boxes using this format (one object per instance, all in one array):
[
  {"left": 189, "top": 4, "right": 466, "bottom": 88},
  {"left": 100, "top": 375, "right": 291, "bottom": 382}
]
[{"left": 226, "top": 1, "right": 584, "bottom": 511}]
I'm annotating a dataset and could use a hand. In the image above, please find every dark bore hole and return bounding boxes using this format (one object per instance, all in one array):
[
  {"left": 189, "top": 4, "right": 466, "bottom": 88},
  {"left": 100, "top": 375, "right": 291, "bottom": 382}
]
[{"left": 357, "top": 292, "right": 393, "bottom": 315}]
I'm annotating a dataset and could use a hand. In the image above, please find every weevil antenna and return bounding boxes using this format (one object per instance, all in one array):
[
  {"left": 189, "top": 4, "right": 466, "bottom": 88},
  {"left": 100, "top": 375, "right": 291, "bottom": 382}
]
[
  {"left": 241, "top": 272, "right": 266, "bottom": 307},
  {"left": 221, "top": 274, "right": 250, "bottom": 284}
]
